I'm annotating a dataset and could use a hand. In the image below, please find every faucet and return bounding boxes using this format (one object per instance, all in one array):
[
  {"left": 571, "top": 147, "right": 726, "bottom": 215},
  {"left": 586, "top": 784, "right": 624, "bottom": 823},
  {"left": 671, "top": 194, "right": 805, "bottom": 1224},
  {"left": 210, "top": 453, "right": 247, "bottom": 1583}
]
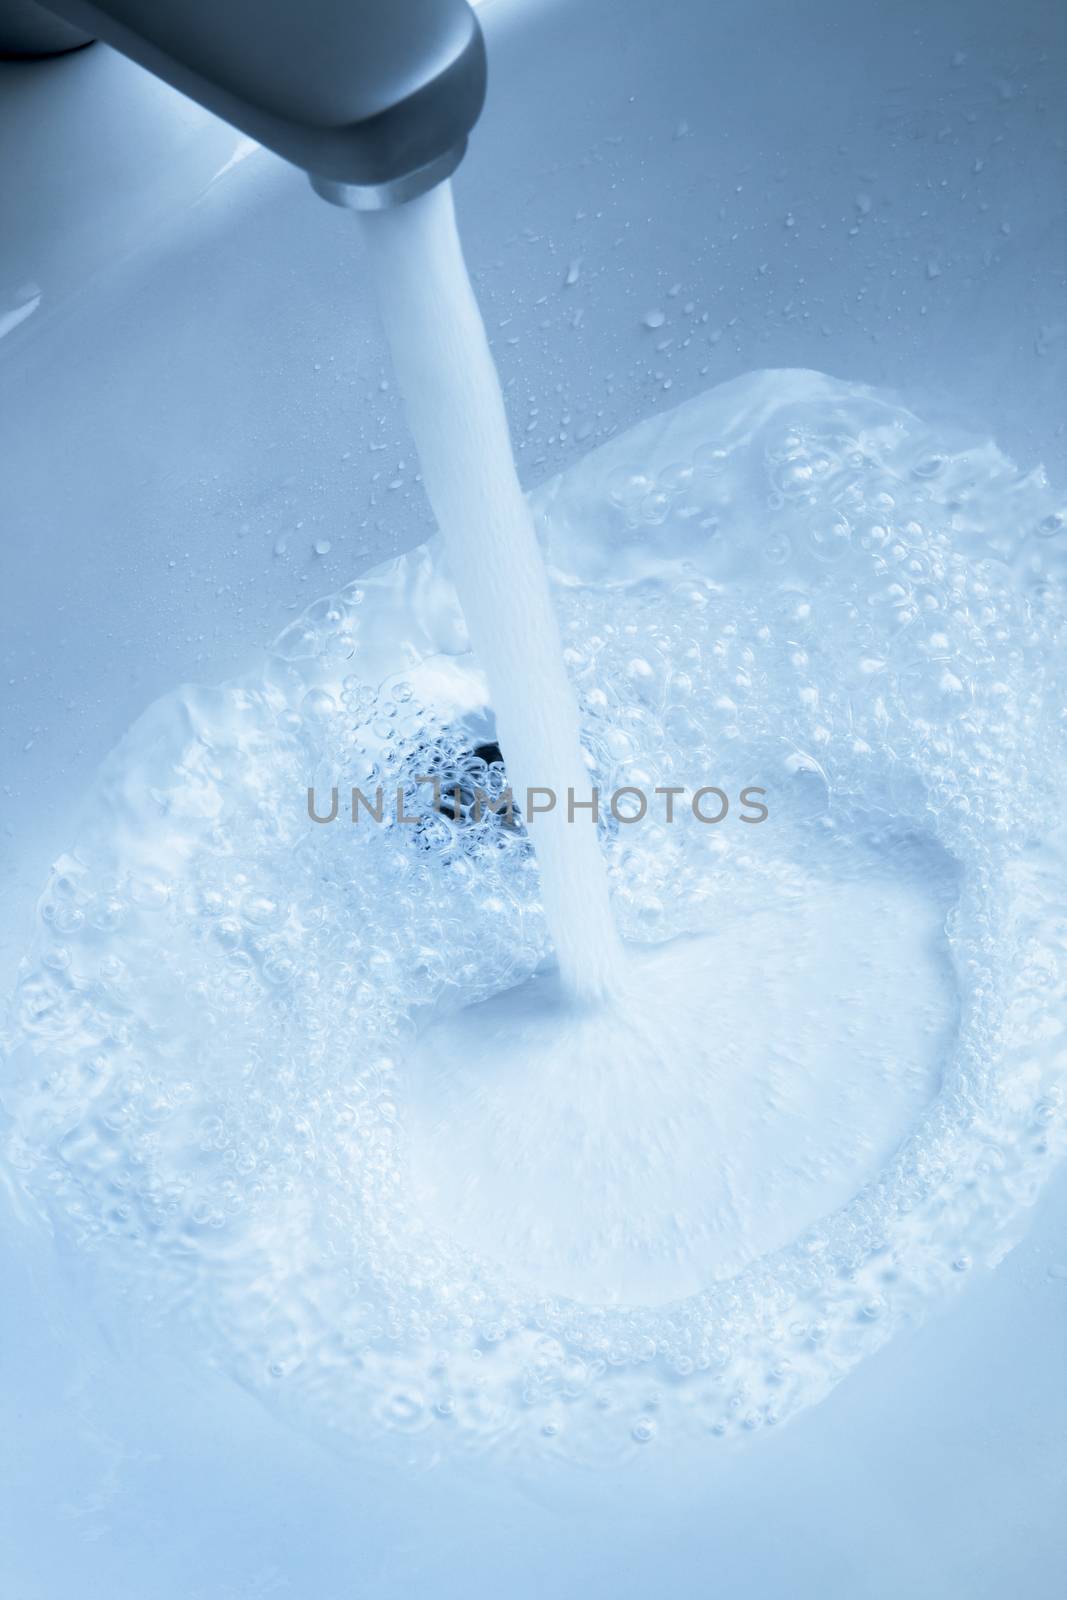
[{"left": 32, "top": 0, "right": 487, "bottom": 208}]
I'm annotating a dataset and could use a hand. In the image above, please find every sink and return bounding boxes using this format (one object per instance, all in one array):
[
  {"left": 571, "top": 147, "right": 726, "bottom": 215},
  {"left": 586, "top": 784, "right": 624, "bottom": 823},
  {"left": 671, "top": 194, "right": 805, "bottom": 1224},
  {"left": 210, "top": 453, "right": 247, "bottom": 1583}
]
[{"left": 1, "top": 1, "right": 1065, "bottom": 1595}]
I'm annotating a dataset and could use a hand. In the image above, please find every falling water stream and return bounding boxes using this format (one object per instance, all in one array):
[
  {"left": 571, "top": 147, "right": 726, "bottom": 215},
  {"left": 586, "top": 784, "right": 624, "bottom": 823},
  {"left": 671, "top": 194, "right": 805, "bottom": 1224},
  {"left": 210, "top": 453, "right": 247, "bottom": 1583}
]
[{"left": 362, "top": 183, "right": 623, "bottom": 1002}]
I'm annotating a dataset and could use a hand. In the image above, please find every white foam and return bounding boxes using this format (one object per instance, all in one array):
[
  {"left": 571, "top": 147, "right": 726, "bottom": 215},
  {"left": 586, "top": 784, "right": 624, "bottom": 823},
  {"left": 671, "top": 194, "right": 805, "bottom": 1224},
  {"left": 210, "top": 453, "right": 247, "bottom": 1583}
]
[{"left": 406, "top": 846, "right": 957, "bottom": 1306}]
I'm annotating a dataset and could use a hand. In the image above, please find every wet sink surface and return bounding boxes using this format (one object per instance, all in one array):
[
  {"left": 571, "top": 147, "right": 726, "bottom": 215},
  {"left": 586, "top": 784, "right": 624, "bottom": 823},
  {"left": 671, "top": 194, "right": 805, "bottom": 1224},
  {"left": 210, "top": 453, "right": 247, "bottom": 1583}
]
[{"left": 1, "top": 1, "right": 1065, "bottom": 1595}]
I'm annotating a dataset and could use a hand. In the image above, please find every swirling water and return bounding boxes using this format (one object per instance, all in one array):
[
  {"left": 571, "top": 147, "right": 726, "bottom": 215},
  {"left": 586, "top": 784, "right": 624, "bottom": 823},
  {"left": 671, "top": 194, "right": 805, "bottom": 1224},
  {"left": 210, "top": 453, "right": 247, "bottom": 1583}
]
[{"left": 4, "top": 361, "right": 1066, "bottom": 1469}]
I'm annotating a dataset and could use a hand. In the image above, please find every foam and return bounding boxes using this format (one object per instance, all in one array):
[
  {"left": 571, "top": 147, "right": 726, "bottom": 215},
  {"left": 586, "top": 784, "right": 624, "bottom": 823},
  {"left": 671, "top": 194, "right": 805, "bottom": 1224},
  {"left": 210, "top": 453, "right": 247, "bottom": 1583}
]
[{"left": 3, "top": 370, "right": 1066, "bottom": 1465}]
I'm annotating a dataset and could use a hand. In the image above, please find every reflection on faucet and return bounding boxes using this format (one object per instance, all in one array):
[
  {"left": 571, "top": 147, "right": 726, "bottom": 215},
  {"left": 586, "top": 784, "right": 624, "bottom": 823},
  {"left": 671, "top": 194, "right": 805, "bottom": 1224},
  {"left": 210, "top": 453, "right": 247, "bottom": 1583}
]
[{"left": 32, "top": 0, "right": 486, "bottom": 207}]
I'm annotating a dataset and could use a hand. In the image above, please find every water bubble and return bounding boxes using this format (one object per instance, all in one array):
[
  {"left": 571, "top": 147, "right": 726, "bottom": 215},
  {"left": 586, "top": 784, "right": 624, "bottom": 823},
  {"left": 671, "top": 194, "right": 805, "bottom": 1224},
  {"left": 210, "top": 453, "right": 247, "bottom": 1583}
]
[
  {"left": 762, "top": 533, "right": 792, "bottom": 566},
  {"left": 807, "top": 517, "right": 852, "bottom": 563},
  {"left": 640, "top": 490, "right": 672, "bottom": 525},
  {"left": 694, "top": 442, "right": 729, "bottom": 475},
  {"left": 607, "top": 467, "right": 653, "bottom": 507},
  {"left": 300, "top": 688, "right": 337, "bottom": 720}
]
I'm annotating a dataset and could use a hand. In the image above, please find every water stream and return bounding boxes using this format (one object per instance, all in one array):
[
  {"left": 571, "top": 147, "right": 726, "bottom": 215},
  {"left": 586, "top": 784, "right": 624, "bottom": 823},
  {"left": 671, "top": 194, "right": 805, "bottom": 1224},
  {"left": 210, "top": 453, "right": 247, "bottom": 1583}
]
[{"left": 362, "top": 183, "right": 622, "bottom": 1002}]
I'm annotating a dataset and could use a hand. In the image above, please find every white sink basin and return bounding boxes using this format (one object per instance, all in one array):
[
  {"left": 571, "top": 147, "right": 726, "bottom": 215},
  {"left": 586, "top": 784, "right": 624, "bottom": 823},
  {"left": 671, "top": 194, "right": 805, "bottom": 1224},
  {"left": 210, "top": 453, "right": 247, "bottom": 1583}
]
[{"left": 1, "top": 2, "right": 1064, "bottom": 1595}]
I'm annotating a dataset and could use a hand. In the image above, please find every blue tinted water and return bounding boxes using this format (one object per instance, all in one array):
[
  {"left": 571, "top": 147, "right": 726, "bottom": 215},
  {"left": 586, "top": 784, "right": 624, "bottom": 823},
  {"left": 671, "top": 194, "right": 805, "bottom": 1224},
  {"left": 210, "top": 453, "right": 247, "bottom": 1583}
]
[{"left": 4, "top": 368, "right": 1065, "bottom": 1475}]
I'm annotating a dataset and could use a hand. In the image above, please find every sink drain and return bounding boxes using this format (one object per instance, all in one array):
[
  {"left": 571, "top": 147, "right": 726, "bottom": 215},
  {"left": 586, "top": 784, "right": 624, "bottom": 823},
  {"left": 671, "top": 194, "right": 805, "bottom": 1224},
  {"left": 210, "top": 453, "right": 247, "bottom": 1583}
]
[{"left": 396, "top": 732, "right": 523, "bottom": 854}]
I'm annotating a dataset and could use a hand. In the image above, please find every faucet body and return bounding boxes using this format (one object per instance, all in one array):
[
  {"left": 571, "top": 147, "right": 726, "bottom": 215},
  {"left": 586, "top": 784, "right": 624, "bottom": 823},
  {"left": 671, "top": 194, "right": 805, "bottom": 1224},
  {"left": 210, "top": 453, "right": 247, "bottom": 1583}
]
[{"left": 41, "top": 0, "right": 486, "bottom": 206}]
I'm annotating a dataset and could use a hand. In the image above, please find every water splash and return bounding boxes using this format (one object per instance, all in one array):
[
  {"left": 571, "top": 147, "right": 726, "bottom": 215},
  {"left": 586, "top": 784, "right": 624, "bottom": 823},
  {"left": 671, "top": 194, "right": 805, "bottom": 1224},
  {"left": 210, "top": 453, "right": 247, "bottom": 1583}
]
[{"left": 2, "top": 370, "right": 1066, "bottom": 1467}]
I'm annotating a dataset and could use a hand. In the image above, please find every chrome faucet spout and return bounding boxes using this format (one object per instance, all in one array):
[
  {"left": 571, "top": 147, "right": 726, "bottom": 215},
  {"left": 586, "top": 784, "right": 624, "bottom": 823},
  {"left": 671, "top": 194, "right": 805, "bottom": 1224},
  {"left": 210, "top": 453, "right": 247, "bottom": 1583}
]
[{"left": 40, "top": 0, "right": 486, "bottom": 207}]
